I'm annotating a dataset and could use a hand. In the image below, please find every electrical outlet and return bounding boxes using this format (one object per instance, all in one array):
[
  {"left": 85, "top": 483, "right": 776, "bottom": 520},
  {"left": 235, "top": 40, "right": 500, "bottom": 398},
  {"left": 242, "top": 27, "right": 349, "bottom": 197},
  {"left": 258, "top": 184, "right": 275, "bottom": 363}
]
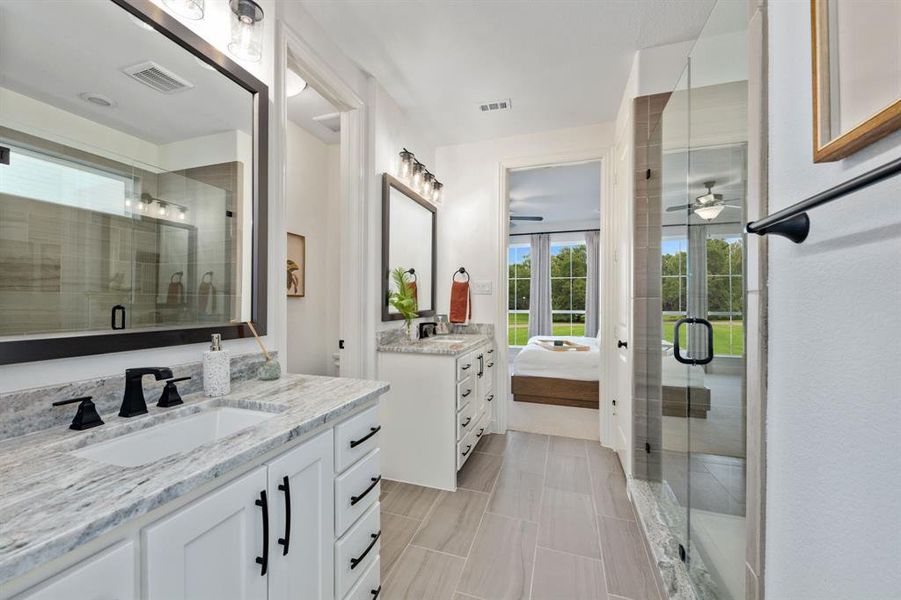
[{"left": 471, "top": 280, "right": 492, "bottom": 295}]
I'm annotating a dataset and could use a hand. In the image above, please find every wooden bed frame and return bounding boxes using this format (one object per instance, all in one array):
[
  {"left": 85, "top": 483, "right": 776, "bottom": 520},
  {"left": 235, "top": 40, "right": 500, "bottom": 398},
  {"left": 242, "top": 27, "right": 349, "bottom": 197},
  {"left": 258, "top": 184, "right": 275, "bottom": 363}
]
[
  {"left": 662, "top": 385, "right": 711, "bottom": 418},
  {"left": 511, "top": 375, "right": 599, "bottom": 409}
]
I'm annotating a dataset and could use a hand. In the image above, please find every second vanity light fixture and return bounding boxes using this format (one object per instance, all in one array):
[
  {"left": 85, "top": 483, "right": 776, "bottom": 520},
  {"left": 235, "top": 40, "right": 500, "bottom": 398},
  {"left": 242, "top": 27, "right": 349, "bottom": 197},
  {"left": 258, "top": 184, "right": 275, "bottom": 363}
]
[
  {"left": 398, "top": 148, "right": 443, "bottom": 203},
  {"left": 228, "top": 0, "right": 265, "bottom": 63}
]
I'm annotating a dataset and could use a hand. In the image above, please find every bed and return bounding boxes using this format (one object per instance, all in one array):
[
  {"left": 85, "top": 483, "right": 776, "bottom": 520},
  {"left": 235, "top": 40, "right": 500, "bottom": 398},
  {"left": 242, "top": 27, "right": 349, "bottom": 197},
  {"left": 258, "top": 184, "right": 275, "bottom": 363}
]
[
  {"left": 661, "top": 342, "right": 711, "bottom": 418},
  {"left": 511, "top": 336, "right": 600, "bottom": 409}
]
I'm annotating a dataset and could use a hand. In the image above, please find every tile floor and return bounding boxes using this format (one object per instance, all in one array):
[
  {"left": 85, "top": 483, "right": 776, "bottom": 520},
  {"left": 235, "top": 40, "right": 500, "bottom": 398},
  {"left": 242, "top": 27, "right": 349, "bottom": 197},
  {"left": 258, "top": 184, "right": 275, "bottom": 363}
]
[{"left": 379, "top": 431, "right": 662, "bottom": 600}]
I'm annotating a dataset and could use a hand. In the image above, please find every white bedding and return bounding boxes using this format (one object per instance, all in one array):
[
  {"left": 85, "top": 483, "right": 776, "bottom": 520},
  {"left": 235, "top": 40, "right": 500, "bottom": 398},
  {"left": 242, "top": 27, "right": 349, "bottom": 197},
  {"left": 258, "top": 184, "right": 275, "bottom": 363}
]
[
  {"left": 661, "top": 342, "right": 707, "bottom": 387},
  {"left": 512, "top": 336, "right": 600, "bottom": 381}
]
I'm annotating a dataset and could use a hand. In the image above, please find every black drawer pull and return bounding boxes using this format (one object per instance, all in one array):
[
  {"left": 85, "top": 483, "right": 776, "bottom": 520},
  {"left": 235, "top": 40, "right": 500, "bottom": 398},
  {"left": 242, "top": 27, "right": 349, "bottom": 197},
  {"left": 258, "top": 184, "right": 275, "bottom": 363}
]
[
  {"left": 350, "top": 426, "right": 381, "bottom": 448},
  {"left": 477, "top": 427, "right": 485, "bottom": 437},
  {"left": 371, "top": 586, "right": 381, "bottom": 599},
  {"left": 351, "top": 475, "right": 382, "bottom": 506},
  {"left": 486, "top": 361, "right": 494, "bottom": 368},
  {"left": 277, "top": 476, "right": 291, "bottom": 556},
  {"left": 461, "top": 444, "right": 472, "bottom": 457},
  {"left": 461, "top": 389, "right": 471, "bottom": 398},
  {"left": 461, "top": 416, "right": 472, "bottom": 428},
  {"left": 487, "top": 348, "right": 494, "bottom": 354},
  {"left": 461, "top": 363, "right": 471, "bottom": 370},
  {"left": 487, "top": 394, "right": 494, "bottom": 402},
  {"left": 254, "top": 490, "right": 269, "bottom": 576},
  {"left": 350, "top": 531, "right": 381, "bottom": 570}
]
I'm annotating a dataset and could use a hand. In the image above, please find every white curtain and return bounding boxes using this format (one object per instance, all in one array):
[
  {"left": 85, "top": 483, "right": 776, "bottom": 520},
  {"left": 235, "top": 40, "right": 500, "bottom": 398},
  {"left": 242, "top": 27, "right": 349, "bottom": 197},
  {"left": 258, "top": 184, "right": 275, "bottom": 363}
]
[
  {"left": 584, "top": 230, "right": 600, "bottom": 338},
  {"left": 528, "top": 233, "right": 552, "bottom": 338}
]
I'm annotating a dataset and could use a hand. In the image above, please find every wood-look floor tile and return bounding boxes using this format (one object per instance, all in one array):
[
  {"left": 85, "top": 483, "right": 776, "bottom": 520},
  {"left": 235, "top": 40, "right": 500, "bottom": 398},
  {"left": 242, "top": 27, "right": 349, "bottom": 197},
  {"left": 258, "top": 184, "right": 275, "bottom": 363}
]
[
  {"left": 382, "top": 545, "right": 465, "bottom": 600},
  {"left": 545, "top": 453, "right": 592, "bottom": 494},
  {"left": 457, "top": 513, "right": 538, "bottom": 600},
  {"left": 380, "top": 478, "right": 398, "bottom": 501},
  {"left": 549, "top": 435, "right": 588, "bottom": 457},
  {"left": 503, "top": 432, "right": 548, "bottom": 475},
  {"left": 597, "top": 516, "right": 660, "bottom": 600},
  {"left": 412, "top": 489, "right": 489, "bottom": 557},
  {"left": 453, "top": 594, "right": 481, "bottom": 600},
  {"left": 477, "top": 432, "right": 508, "bottom": 455},
  {"left": 487, "top": 466, "right": 544, "bottom": 522},
  {"left": 457, "top": 451, "right": 503, "bottom": 493},
  {"left": 531, "top": 547, "right": 609, "bottom": 600},
  {"left": 380, "top": 511, "right": 421, "bottom": 577},
  {"left": 538, "top": 488, "right": 601, "bottom": 559},
  {"left": 587, "top": 446, "right": 635, "bottom": 521},
  {"left": 381, "top": 481, "right": 441, "bottom": 520}
]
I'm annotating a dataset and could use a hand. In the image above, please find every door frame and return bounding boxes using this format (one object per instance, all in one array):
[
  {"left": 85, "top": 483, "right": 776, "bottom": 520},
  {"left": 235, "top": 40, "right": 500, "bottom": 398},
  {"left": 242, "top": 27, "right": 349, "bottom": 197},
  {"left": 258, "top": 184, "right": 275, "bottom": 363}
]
[
  {"left": 275, "top": 21, "right": 367, "bottom": 377},
  {"left": 495, "top": 148, "right": 613, "bottom": 440}
]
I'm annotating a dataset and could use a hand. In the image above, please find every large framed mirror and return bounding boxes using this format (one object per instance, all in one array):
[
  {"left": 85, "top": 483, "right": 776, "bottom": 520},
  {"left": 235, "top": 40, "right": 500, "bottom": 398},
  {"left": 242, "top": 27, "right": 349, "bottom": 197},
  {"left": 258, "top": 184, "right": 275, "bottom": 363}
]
[
  {"left": 0, "top": 0, "right": 268, "bottom": 364},
  {"left": 381, "top": 173, "right": 436, "bottom": 321}
]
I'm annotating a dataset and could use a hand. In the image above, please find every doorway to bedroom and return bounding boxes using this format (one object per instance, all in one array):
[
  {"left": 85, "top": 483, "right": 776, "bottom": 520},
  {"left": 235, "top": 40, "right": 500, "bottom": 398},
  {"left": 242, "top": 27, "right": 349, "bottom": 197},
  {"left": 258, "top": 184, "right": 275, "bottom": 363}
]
[{"left": 505, "top": 159, "right": 603, "bottom": 437}]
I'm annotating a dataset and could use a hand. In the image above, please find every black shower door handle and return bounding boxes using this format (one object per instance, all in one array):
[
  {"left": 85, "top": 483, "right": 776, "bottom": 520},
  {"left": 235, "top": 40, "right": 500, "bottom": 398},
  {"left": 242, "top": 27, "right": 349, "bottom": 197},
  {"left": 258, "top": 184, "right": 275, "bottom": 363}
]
[
  {"left": 111, "top": 305, "right": 126, "bottom": 330},
  {"left": 673, "top": 317, "right": 714, "bottom": 366}
]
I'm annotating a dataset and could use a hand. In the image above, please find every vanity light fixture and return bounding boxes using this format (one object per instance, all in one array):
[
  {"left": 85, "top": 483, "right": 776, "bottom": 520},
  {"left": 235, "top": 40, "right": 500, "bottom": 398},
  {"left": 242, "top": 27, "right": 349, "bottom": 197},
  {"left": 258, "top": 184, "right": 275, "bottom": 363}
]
[
  {"left": 396, "top": 148, "right": 442, "bottom": 203},
  {"left": 157, "top": 201, "right": 169, "bottom": 217},
  {"left": 411, "top": 160, "right": 424, "bottom": 191},
  {"left": 432, "top": 181, "right": 443, "bottom": 203},
  {"left": 398, "top": 149, "right": 415, "bottom": 180},
  {"left": 422, "top": 171, "right": 435, "bottom": 198},
  {"left": 178, "top": 207, "right": 188, "bottom": 221},
  {"left": 162, "top": 0, "right": 205, "bottom": 20},
  {"left": 228, "top": 0, "right": 264, "bottom": 63}
]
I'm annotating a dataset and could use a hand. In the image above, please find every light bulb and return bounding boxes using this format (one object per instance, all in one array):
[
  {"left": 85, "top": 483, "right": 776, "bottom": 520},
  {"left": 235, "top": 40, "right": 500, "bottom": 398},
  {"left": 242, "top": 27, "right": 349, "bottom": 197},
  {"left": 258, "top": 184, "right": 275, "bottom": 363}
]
[
  {"left": 178, "top": 208, "right": 187, "bottom": 221},
  {"left": 432, "top": 181, "right": 443, "bottom": 203},
  {"left": 422, "top": 172, "right": 434, "bottom": 198},
  {"left": 157, "top": 203, "right": 168, "bottom": 217},
  {"left": 398, "top": 149, "right": 414, "bottom": 180},
  {"left": 411, "top": 163, "right": 423, "bottom": 190},
  {"left": 228, "top": 0, "right": 264, "bottom": 63}
]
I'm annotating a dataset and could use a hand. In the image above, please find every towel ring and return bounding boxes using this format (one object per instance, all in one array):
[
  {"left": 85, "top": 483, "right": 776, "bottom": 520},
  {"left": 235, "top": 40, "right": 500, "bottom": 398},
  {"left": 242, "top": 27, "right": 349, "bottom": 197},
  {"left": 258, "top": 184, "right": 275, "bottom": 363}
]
[
  {"left": 453, "top": 267, "right": 469, "bottom": 282},
  {"left": 405, "top": 268, "right": 417, "bottom": 282}
]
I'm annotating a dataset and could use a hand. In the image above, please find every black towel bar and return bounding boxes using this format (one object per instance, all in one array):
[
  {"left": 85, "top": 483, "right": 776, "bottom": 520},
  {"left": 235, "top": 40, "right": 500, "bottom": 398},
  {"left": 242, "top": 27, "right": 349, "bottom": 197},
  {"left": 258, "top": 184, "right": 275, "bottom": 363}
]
[{"left": 746, "top": 156, "right": 901, "bottom": 243}]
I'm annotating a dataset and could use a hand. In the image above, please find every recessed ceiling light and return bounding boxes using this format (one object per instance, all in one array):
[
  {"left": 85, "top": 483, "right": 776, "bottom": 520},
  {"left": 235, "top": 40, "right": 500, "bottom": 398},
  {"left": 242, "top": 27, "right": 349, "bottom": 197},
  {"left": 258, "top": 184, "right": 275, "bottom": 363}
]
[
  {"left": 286, "top": 69, "right": 307, "bottom": 97},
  {"left": 79, "top": 92, "right": 116, "bottom": 108}
]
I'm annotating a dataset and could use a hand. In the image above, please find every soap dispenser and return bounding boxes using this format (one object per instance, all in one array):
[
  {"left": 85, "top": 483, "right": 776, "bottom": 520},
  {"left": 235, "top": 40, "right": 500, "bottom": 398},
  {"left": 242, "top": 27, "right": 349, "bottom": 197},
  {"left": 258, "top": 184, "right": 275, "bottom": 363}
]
[{"left": 203, "top": 333, "right": 230, "bottom": 397}]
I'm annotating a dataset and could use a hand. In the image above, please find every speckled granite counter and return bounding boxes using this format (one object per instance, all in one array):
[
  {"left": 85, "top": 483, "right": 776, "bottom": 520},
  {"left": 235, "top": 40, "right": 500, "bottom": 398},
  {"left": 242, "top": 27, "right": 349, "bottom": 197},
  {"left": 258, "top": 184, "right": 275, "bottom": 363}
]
[
  {"left": 0, "top": 374, "right": 388, "bottom": 584},
  {"left": 376, "top": 333, "right": 491, "bottom": 356}
]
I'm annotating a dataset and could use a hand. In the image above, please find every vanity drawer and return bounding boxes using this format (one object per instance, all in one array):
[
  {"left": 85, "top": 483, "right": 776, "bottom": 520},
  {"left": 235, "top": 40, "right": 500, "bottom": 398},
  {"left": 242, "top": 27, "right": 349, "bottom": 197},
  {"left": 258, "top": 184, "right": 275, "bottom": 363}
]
[
  {"left": 484, "top": 348, "right": 497, "bottom": 383},
  {"left": 335, "top": 448, "right": 381, "bottom": 536},
  {"left": 344, "top": 555, "right": 380, "bottom": 600},
  {"left": 483, "top": 386, "right": 496, "bottom": 409},
  {"left": 335, "top": 404, "right": 380, "bottom": 473},
  {"left": 457, "top": 430, "right": 476, "bottom": 470},
  {"left": 457, "top": 397, "right": 477, "bottom": 441},
  {"left": 457, "top": 352, "right": 476, "bottom": 381},
  {"left": 473, "top": 410, "right": 490, "bottom": 448},
  {"left": 336, "top": 502, "right": 381, "bottom": 599},
  {"left": 457, "top": 376, "right": 475, "bottom": 410}
]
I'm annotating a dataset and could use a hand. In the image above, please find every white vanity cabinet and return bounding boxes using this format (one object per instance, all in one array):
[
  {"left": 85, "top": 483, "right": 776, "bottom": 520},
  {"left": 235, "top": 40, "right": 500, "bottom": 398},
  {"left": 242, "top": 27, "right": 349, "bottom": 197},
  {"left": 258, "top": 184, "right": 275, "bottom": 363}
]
[
  {"left": 379, "top": 338, "right": 496, "bottom": 490},
  {"left": 14, "top": 542, "right": 136, "bottom": 600}
]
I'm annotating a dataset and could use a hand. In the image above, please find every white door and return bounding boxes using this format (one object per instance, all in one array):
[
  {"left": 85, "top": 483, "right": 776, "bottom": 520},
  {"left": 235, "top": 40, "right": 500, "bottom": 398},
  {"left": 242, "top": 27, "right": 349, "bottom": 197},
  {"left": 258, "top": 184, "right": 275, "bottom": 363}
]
[
  {"left": 266, "top": 430, "right": 334, "bottom": 600},
  {"left": 144, "top": 467, "right": 268, "bottom": 600},
  {"left": 16, "top": 542, "right": 136, "bottom": 600}
]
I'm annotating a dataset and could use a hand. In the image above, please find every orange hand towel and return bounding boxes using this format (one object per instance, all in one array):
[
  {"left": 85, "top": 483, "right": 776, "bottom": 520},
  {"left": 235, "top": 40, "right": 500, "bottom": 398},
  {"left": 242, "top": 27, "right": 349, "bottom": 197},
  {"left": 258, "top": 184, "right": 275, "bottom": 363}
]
[
  {"left": 449, "top": 280, "right": 471, "bottom": 324},
  {"left": 409, "top": 280, "right": 418, "bottom": 309}
]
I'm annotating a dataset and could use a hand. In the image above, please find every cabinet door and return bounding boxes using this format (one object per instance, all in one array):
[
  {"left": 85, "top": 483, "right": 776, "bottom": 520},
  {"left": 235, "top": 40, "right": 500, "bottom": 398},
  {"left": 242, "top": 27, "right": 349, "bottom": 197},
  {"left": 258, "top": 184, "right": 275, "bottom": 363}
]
[
  {"left": 266, "top": 430, "right": 334, "bottom": 600},
  {"left": 143, "top": 467, "right": 268, "bottom": 600},
  {"left": 16, "top": 541, "right": 135, "bottom": 600}
]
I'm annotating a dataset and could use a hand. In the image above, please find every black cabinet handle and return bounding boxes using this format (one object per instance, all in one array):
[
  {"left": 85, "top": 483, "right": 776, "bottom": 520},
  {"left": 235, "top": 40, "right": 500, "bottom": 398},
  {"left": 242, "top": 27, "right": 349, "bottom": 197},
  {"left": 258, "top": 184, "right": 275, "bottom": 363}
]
[
  {"left": 461, "top": 363, "right": 471, "bottom": 370},
  {"left": 486, "top": 361, "right": 494, "bottom": 368},
  {"left": 254, "top": 490, "right": 269, "bottom": 576},
  {"left": 350, "top": 426, "right": 381, "bottom": 448},
  {"left": 461, "top": 444, "right": 472, "bottom": 457},
  {"left": 487, "top": 348, "right": 494, "bottom": 354},
  {"left": 371, "top": 586, "right": 381, "bottom": 599},
  {"left": 461, "top": 389, "right": 471, "bottom": 398},
  {"left": 351, "top": 475, "right": 382, "bottom": 506},
  {"left": 486, "top": 394, "right": 494, "bottom": 402},
  {"left": 277, "top": 476, "right": 291, "bottom": 556},
  {"left": 673, "top": 318, "right": 714, "bottom": 365},
  {"left": 617, "top": 339, "right": 628, "bottom": 349},
  {"left": 477, "top": 354, "right": 484, "bottom": 378},
  {"left": 110, "top": 304, "right": 126, "bottom": 330},
  {"left": 476, "top": 427, "right": 485, "bottom": 437},
  {"left": 350, "top": 531, "right": 381, "bottom": 570},
  {"left": 461, "top": 416, "right": 472, "bottom": 428}
]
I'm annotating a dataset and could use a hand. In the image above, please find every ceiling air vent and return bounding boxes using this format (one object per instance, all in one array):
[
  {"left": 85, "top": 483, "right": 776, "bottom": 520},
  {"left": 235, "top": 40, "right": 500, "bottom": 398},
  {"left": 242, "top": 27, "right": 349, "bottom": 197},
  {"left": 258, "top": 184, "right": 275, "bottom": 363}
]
[
  {"left": 122, "top": 61, "right": 194, "bottom": 94},
  {"left": 479, "top": 98, "right": 512, "bottom": 112}
]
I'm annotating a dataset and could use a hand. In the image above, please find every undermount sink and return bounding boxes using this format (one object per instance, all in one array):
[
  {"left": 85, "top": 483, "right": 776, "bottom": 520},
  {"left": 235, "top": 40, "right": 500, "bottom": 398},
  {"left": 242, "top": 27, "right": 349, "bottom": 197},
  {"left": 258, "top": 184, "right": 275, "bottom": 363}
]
[{"left": 71, "top": 407, "right": 275, "bottom": 467}]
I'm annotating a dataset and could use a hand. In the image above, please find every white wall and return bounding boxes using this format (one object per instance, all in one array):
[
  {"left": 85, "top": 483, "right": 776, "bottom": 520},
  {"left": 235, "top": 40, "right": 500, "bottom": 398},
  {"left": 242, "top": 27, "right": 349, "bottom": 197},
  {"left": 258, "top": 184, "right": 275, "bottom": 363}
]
[
  {"left": 435, "top": 123, "right": 614, "bottom": 439},
  {"left": 284, "top": 121, "right": 340, "bottom": 376},
  {"left": 765, "top": 2, "right": 901, "bottom": 598}
]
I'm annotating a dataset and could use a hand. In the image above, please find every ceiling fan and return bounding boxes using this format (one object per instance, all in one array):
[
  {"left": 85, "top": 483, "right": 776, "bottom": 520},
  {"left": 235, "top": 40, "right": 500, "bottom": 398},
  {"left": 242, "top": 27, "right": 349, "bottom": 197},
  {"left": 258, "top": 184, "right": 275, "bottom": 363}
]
[{"left": 666, "top": 181, "right": 740, "bottom": 221}]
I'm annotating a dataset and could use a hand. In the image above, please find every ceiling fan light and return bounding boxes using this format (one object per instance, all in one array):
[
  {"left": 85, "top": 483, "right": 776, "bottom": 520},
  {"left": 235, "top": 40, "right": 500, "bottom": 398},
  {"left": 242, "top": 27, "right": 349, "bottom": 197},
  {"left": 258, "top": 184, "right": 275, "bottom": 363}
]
[{"left": 694, "top": 204, "right": 725, "bottom": 221}]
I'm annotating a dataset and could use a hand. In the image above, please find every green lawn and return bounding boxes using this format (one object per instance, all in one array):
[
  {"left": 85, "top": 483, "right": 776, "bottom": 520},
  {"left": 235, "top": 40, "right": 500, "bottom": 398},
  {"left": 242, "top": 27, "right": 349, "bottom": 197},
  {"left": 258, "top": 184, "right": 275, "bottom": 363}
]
[
  {"left": 662, "top": 316, "right": 744, "bottom": 356},
  {"left": 508, "top": 314, "right": 585, "bottom": 346}
]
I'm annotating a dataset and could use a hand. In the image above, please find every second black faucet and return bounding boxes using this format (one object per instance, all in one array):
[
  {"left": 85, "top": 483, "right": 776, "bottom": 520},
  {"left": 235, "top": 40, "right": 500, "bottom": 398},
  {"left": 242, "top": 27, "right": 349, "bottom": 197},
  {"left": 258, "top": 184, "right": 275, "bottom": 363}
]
[{"left": 120, "top": 367, "right": 173, "bottom": 417}]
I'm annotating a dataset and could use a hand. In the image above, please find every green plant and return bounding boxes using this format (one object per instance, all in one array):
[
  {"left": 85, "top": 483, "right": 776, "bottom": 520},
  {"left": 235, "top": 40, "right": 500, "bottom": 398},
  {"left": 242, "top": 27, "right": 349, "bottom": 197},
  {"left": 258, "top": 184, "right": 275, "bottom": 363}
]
[{"left": 388, "top": 267, "right": 418, "bottom": 324}]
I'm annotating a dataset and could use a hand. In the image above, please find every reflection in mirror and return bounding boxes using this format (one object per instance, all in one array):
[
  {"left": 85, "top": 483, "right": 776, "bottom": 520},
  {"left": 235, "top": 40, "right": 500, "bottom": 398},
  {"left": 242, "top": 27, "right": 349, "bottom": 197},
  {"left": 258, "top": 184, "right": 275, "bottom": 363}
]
[
  {"left": 382, "top": 174, "right": 436, "bottom": 321},
  {"left": 0, "top": 0, "right": 256, "bottom": 342}
]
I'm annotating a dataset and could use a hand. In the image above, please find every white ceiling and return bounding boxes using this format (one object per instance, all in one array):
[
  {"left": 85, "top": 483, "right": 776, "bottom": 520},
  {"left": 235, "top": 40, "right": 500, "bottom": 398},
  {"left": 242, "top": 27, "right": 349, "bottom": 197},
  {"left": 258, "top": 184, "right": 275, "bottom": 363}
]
[
  {"left": 296, "top": 0, "right": 716, "bottom": 146},
  {"left": 286, "top": 67, "right": 341, "bottom": 144},
  {"left": 508, "top": 161, "right": 601, "bottom": 228},
  {"left": 0, "top": 0, "right": 251, "bottom": 146}
]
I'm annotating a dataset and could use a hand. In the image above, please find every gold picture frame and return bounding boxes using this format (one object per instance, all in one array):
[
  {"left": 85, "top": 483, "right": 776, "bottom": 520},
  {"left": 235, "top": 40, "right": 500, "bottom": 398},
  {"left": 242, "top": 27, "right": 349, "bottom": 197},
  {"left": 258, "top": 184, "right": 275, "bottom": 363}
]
[
  {"left": 286, "top": 233, "right": 305, "bottom": 298},
  {"left": 811, "top": 0, "right": 901, "bottom": 162}
]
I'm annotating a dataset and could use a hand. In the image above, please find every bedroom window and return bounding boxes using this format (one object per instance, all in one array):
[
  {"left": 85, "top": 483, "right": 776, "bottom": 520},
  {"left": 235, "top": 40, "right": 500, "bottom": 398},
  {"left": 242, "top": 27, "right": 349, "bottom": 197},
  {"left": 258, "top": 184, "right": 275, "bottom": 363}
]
[
  {"left": 508, "top": 243, "right": 531, "bottom": 346},
  {"left": 550, "top": 238, "right": 587, "bottom": 337}
]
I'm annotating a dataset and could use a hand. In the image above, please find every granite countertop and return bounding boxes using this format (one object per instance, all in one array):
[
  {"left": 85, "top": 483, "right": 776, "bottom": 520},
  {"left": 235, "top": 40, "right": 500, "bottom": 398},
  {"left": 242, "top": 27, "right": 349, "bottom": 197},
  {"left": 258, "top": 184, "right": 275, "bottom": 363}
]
[
  {"left": 0, "top": 374, "right": 388, "bottom": 584},
  {"left": 377, "top": 333, "right": 491, "bottom": 356}
]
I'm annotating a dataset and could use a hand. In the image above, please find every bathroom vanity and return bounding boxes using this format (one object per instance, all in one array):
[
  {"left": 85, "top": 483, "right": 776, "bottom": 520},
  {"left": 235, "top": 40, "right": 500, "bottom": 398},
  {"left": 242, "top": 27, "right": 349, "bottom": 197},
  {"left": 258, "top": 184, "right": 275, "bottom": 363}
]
[
  {"left": 377, "top": 333, "right": 497, "bottom": 490},
  {"left": 0, "top": 375, "right": 388, "bottom": 600}
]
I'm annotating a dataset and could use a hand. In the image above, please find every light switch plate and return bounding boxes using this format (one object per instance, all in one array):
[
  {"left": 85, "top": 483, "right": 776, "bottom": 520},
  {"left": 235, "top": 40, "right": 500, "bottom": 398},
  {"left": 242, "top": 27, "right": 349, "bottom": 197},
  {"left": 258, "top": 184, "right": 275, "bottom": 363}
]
[{"left": 471, "top": 280, "right": 492, "bottom": 295}]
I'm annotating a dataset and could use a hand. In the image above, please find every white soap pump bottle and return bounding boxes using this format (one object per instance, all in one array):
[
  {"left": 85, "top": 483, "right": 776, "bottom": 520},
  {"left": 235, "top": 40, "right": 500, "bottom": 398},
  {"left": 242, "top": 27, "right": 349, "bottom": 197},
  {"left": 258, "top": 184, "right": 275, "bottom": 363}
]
[{"left": 203, "top": 333, "right": 230, "bottom": 397}]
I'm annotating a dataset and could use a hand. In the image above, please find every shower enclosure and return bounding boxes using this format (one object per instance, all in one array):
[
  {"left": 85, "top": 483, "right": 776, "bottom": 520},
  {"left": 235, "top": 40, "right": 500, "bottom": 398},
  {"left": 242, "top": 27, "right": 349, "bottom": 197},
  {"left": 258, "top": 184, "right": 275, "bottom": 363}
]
[{"left": 634, "top": 2, "right": 749, "bottom": 598}]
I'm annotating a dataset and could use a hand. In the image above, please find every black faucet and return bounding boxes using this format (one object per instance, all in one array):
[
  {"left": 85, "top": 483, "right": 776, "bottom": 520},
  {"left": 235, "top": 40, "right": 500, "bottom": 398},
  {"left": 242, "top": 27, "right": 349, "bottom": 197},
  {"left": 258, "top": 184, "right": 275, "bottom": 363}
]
[
  {"left": 418, "top": 322, "right": 438, "bottom": 339},
  {"left": 120, "top": 367, "right": 173, "bottom": 417}
]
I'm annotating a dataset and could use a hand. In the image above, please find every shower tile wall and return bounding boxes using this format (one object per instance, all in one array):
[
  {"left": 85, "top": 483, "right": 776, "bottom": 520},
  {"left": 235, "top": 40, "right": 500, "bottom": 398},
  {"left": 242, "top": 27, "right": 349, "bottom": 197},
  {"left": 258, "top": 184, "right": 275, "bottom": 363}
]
[{"left": 631, "top": 92, "right": 669, "bottom": 481}]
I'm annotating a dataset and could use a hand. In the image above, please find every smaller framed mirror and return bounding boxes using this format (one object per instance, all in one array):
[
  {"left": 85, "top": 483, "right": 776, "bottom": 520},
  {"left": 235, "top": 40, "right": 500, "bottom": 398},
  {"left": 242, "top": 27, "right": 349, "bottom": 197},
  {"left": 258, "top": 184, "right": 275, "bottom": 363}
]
[{"left": 381, "top": 173, "right": 436, "bottom": 321}]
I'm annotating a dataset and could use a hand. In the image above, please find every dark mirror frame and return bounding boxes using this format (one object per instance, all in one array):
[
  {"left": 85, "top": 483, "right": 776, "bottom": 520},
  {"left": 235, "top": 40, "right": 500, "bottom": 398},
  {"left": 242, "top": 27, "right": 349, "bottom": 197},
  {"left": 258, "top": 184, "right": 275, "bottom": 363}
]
[
  {"left": 0, "top": 0, "right": 268, "bottom": 365},
  {"left": 381, "top": 173, "right": 437, "bottom": 322}
]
